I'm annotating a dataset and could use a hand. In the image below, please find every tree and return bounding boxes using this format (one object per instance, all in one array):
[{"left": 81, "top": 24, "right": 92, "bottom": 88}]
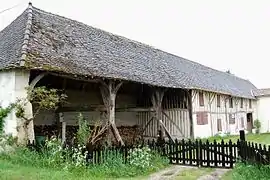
[{"left": 15, "top": 86, "right": 67, "bottom": 144}]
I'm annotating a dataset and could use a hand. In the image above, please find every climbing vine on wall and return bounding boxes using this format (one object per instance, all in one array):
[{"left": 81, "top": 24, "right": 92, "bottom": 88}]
[{"left": 0, "top": 105, "right": 14, "bottom": 134}]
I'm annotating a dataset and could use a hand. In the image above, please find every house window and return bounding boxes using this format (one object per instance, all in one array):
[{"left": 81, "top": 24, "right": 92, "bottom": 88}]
[
  {"left": 229, "top": 114, "right": 235, "bottom": 124},
  {"left": 217, "top": 95, "right": 221, "bottom": 107},
  {"left": 240, "top": 98, "right": 243, "bottom": 108},
  {"left": 199, "top": 92, "right": 204, "bottom": 106},
  {"left": 217, "top": 119, "right": 222, "bottom": 132},
  {"left": 197, "top": 112, "right": 208, "bottom": 125},
  {"left": 249, "top": 99, "right": 252, "bottom": 108},
  {"left": 229, "top": 98, "right": 233, "bottom": 108}
]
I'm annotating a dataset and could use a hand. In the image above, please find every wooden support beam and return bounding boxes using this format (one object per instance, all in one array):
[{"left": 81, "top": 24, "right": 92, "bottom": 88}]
[
  {"left": 192, "top": 90, "right": 197, "bottom": 102},
  {"left": 208, "top": 93, "right": 215, "bottom": 136},
  {"left": 99, "top": 80, "right": 124, "bottom": 146},
  {"left": 57, "top": 106, "right": 155, "bottom": 113},
  {"left": 151, "top": 88, "right": 166, "bottom": 138},
  {"left": 141, "top": 116, "right": 155, "bottom": 135},
  {"left": 159, "top": 120, "right": 174, "bottom": 143},
  {"left": 59, "top": 112, "right": 66, "bottom": 144},
  {"left": 49, "top": 72, "right": 99, "bottom": 83},
  {"left": 29, "top": 72, "right": 48, "bottom": 89},
  {"left": 162, "top": 110, "right": 185, "bottom": 137},
  {"left": 187, "top": 89, "right": 194, "bottom": 139}
]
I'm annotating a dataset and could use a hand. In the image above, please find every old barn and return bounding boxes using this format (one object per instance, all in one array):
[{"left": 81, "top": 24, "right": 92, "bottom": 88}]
[{"left": 0, "top": 3, "right": 258, "bottom": 144}]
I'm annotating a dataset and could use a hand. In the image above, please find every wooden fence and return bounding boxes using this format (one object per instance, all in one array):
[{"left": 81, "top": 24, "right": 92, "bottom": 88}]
[{"left": 27, "top": 131, "right": 270, "bottom": 168}]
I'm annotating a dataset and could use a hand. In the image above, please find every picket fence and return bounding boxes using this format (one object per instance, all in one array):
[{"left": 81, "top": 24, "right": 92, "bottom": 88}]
[{"left": 27, "top": 131, "right": 270, "bottom": 168}]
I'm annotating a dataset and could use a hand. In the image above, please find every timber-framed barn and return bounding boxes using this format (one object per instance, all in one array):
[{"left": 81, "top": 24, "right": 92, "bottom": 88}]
[{"left": 0, "top": 3, "right": 258, "bottom": 144}]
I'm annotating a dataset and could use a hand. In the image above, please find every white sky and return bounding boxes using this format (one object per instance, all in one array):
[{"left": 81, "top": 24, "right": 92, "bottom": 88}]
[{"left": 1, "top": 0, "right": 270, "bottom": 88}]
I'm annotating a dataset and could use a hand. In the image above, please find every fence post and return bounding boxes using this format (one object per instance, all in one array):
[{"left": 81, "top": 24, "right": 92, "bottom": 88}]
[
  {"left": 239, "top": 130, "right": 246, "bottom": 161},
  {"left": 157, "top": 130, "right": 166, "bottom": 156}
]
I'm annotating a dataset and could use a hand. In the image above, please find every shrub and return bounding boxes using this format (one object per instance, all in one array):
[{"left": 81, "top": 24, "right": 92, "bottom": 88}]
[
  {"left": 128, "top": 146, "right": 152, "bottom": 169},
  {"left": 253, "top": 119, "right": 261, "bottom": 134},
  {"left": 231, "top": 163, "right": 270, "bottom": 180}
]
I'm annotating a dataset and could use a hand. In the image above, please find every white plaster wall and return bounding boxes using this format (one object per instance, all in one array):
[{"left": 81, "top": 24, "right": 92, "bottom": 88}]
[
  {"left": 0, "top": 70, "right": 31, "bottom": 136},
  {"left": 257, "top": 96, "right": 270, "bottom": 133},
  {"left": 192, "top": 90, "right": 256, "bottom": 138}
]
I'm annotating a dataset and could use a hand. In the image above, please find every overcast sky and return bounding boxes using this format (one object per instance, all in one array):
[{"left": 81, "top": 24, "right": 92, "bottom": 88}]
[{"left": 1, "top": 0, "right": 270, "bottom": 88}]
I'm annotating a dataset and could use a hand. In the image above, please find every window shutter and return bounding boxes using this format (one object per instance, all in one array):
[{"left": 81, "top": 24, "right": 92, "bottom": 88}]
[{"left": 197, "top": 112, "right": 208, "bottom": 125}]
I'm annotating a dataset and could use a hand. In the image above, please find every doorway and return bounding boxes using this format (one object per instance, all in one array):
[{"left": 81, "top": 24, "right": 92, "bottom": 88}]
[{"left": 246, "top": 113, "right": 253, "bottom": 132}]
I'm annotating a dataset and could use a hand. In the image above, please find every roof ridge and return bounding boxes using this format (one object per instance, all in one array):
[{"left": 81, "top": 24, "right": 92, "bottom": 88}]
[{"left": 19, "top": 2, "right": 33, "bottom": 67}]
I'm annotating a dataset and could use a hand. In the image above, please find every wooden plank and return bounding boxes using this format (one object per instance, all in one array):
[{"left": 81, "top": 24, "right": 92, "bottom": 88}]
[
  {"left": 162, "top": 111, "right": 185, "bottom": 137},
  {"left": 57, "top": 106, "right": 156, "bottom": 112},
  {"left": 159, "top": 120, "right": 174, "bottom": 143}
]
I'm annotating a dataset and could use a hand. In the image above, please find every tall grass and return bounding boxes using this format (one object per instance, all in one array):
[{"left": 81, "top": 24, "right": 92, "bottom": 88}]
[
  {"left": 229, "top": 163, "right": 270, "bottom": 180},
  {"left": 0, "top": 145, "right": 169, "bottom": 178}
]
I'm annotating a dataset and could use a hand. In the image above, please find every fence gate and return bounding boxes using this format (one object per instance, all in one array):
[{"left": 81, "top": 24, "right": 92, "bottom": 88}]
[{"left": 164, "top": 139, "right": 238, "bottom": 168}]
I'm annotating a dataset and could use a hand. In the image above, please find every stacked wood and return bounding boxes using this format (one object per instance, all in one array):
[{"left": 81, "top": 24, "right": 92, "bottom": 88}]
[{"left": 34, "top": 125, "right": 142, "bottom": 147}]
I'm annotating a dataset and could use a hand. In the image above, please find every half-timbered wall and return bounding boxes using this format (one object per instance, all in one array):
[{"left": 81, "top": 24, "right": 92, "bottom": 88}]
[
  {"left": 192, "top": 90, "right": 257, "bottom": 138},
  {"left": 137, "top": 89, "right": 190, "bottom": 139}
]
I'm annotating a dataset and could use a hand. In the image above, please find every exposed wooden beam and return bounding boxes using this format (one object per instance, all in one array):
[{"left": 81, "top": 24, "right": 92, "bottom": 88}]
[
  {"left": 56, "top": 106, "right": 156, "bottom": 113},
  {"left": 141, "top": 116, "right": 154, "bottom": 135},
  {"left": 187, "top": 89, "right": 194, "bottom": 139},
  {"left": 29, "top": 72, "right": 48, "bottom": 89},
  {"left": 151, "top": 87, "right": 166, "bottom": 139},
  {"left": 162, "top": 110, "right": 185, "bottom": 137},
  {"left": 99, "top": 80, "right": 124, "bottom": 146},
  {"left": 159, "top": 120, "right": 174, "bottom": 143},
  {"left": 49, "top": 72, "right": 100, "bottom": 83}
]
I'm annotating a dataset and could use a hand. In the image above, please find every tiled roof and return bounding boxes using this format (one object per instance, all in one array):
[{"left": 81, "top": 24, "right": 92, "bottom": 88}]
[{"left": 0, "top": 3, "right": 258, "bottom": 98}]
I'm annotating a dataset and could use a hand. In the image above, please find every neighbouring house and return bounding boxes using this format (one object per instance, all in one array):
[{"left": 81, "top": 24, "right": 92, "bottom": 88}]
[
  {"left": 255, "top": 89, "right": 270, "bottom": 133},
  {"left": 0, "top": 3, "right": 258, "bottom": 144}
]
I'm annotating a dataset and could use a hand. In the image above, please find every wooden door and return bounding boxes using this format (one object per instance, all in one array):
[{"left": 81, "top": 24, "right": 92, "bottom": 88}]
[{"left": 246, "top": 113, "right": 253, "bottom": 132}]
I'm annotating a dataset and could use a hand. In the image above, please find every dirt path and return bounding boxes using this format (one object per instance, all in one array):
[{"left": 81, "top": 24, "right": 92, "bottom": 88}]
[
  {"left": 148, "top": 166, "right": 230, "bottom": 180},
  {"left": 148, "top": 165, "right": 196, "bottom": 180},
  {"left": 197, "top": 168, "right": 230, "bottom": 180}
]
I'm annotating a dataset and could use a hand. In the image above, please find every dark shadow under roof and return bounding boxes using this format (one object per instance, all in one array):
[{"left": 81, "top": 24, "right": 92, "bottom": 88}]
[{"left": 0, "top": 4, "right": 258, "bottom": 98}]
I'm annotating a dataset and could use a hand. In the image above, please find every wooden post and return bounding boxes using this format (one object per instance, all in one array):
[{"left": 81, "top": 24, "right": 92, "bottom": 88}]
[
  {"left": 151, "top": 88, "right": 165, "bottom": 139},
  {"left": 100, "top": 80, "right": 124, "bottom": 146},
  {"left": 239, "top": 130, "right": 246, "bottom": 161},
  {"left": 208, "top": 93, "right": 215, "bottom": 136},
  {"left": 188, "top": 90, "right": 194, "bottom": 139},
  {"left": 59, "top": 112, "right": 66, "bottom": 144},
  {"left": 239, "top": 130, "right": 245, "bottom": 141}
]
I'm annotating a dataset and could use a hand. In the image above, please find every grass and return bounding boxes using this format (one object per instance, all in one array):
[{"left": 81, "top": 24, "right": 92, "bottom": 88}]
[
  {"left": 0, "top": 159, "right": 147, "bottom": 180},
  {"left": 203, "top": 132, "right": 270, "bottom": 145},
  {"left": 174, "top": 167, "right": 214, "bottom": 180},
  {"left": 0, "top": 147, "right": 169, "bottom": 180},
  {"left": 221, "top": 170, "right": 233, "bottom": 180}
]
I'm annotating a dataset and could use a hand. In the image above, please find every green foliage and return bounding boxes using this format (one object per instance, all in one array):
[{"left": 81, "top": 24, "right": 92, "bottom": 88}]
[
  {"left": 76, "top": 113, "right": 90, "bottom": 146},
  {"left": 0, "top": 105, "right": 14, "bottom": 134},
  {"left": 27, "top": 86, "right": 67, "bottom": 110},
  {"left": 253, "top": 119, "right": 261, "bottom": 134},
  {"left": 230, "top": 163, "right": 270, "bottom": 180},
  {"left": 128, "top": 146, "right": 152, "bottom": 169},
  {"left": 0, "top": 142, "right": 169, "bottom": 179}
]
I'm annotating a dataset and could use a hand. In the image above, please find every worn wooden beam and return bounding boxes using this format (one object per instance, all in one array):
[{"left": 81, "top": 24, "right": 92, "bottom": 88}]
[
  {"left": 49, "top": 72, "right": 100, "bottom": 83},
  {"left": 151, "top": 88, "right": 166, "bottom": 139},
  {"left": 187, "top": 89, "right": 194, "bottom": 139},
  {"left": 29, "top": 72, "right": 48, "bottom": 89},
  {"left": 208, "top": 93, "right": 215, "bottom": 136},
  {"left": 159, "top": 120, "right": 174, "bottom": 143},
  {"left": 57, "top": 106, "right": 155, "bottom": 113},
  {"left": 141, "top": 116, "right": 154, "bottom": 135},
  {"left": 99, "top": 80, "right": 124, "bottom": 146}
]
